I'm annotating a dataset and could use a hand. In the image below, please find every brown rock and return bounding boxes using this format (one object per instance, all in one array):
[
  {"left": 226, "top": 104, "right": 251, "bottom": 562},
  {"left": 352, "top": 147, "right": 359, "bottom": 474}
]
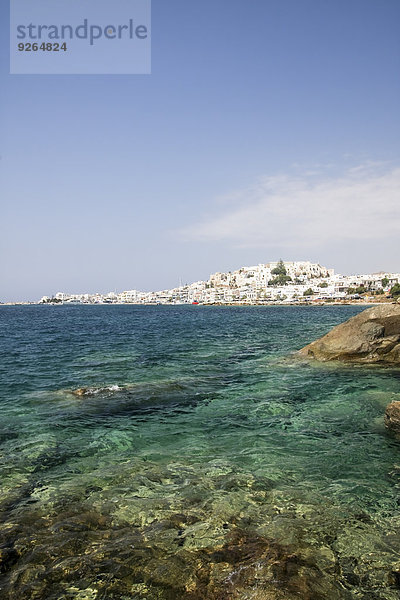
[
  {"left": 385, "top": 401, "right": 400, "bottom": 434},
  {"left": 72, "top": 388, "right": 88, "bottom": 396},
  {"left": 298, "top": 304, "right": 400, "bottom": 364}
]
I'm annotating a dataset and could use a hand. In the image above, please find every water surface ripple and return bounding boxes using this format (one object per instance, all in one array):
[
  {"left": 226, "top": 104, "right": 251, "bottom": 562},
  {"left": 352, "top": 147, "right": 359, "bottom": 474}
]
[{"left": 0, "top": 305, "right": 400, "bottom": 599}]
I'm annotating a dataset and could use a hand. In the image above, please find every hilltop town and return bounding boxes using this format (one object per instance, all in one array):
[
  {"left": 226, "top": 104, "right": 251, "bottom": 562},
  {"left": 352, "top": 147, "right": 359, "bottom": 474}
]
[{"left": 39, "top": 261, "right": 400, "bottom": 305}]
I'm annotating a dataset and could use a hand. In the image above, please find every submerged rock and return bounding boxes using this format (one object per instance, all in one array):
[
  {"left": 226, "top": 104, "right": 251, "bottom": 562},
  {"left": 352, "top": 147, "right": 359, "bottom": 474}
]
[
  {"left": 72, "top": 388, "right": 87, "bottom": 396},
  {"left": 385, "top": 401, "right": 400, "bottom": 434},
  {"left": 71, "top": 385, "right": 121, "bottom": 397},
  {"left": 298, "top": 304, "right": 400, "bottom": 364}
]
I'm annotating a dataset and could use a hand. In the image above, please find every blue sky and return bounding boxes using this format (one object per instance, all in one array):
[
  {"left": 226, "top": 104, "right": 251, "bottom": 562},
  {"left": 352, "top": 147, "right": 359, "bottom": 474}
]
[{"left": 1, "top": 0, "right": 400, "bottom": 301}]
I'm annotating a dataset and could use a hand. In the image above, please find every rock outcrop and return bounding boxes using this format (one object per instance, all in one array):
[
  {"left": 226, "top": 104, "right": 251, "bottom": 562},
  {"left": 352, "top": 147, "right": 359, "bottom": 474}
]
[
  {"left": 298, "top": 304, "right": 400, "bottom": 364},
  {"left": 385, "top": 401, "right": 400, "bottom": 434}
]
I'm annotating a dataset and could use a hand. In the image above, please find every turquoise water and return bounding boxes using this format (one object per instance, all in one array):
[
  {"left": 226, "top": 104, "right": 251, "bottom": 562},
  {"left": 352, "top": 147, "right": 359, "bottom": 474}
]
[{"left": 1, "top": 305, "right": 400, "bottom": 599}]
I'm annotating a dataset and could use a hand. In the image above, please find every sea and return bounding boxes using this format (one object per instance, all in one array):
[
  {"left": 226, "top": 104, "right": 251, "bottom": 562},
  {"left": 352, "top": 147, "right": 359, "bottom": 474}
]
[{"left": 0, "top": 304, "right": 400, "bottom": 600}]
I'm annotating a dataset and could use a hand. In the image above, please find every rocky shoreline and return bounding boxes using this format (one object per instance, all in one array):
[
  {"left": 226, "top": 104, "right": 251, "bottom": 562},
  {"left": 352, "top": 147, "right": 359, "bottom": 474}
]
[
  {"left": 298, "top": 303, "right": 400, "bottom": 364},
  {"left": 298, "top": 303, "right": 400, "bottom": 437}
]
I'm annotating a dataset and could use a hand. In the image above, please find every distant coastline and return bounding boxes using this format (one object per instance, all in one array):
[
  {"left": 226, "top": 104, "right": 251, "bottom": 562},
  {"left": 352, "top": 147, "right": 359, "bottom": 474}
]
[
  {"left": 0, "top": 299, "right": 392, "bottom": 308},
  {"left": 5, "top": 259, "right": 400, "bottom": 306}
]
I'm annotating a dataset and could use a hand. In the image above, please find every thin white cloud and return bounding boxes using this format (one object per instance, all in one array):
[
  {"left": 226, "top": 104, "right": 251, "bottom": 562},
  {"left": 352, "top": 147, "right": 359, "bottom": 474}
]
[{"left": 178, "top": 165, "right": 400, "bottom": 249}]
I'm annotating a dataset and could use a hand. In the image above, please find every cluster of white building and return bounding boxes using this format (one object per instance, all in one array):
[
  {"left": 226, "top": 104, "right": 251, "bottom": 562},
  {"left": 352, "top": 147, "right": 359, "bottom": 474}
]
[{"left": 39, "top": 261, "right": 400, "bottom": 305}]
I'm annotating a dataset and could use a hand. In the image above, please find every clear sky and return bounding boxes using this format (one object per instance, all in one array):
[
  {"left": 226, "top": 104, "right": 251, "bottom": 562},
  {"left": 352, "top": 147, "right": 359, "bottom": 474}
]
[{"left": 1, "top": 0, "right": 400, "bottom": 301}]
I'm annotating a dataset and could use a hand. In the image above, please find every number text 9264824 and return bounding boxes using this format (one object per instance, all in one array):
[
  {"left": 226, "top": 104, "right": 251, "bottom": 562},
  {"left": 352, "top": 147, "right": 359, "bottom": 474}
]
[{"left": 18, "top": 42, "right": 67, "bottom": 52}]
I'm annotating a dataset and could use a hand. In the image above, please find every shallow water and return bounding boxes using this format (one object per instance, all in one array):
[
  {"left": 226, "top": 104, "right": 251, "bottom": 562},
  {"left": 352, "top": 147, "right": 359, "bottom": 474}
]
[{"left": 0, "top": 305, "right": 400, "bottom": 599}]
